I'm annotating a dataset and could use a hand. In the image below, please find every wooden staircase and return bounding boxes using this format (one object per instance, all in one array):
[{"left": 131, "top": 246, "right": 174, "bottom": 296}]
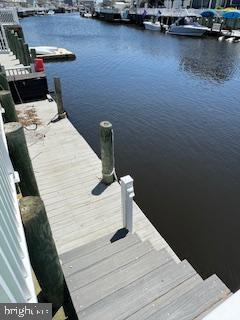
[{"left": 60, "top": 233, "right": 230, "bottom": 320}]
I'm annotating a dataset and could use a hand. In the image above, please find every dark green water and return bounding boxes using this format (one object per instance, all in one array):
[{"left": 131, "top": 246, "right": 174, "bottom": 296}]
[{"left": 21, "top": 13, "right": 240, "bottom": 291}]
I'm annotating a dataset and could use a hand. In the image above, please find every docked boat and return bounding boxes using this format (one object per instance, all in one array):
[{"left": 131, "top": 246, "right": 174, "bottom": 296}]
[
  {"left": 30, "top": 46, "right": 58, "bottom": 55},
  {"left": 143, "top": 21, "right": 160, "bottom": 31},
  {"left": 47, "top": 10, "right": 55, "bottom": 16},
  {"left": 82, "top": 12, "right": 92, "bottom": 18},
  {"left": 36, "top": 11, "right": 45, "bottom": 16},
  {"left": 168, "top": 17, "right": 209, "bottom": 37}
]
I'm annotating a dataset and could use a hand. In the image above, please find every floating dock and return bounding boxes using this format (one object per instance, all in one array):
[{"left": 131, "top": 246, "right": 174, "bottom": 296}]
[{"left": 36, "top": 48, "right": 76, "bottom": 62}]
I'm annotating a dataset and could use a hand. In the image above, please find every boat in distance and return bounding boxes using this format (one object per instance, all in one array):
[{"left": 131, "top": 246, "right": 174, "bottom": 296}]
[
  {"left": 143, "top": 21, "right": 160, "bottom": 31},
  {"left": 168, "top": 17, "right": 209, "bottom": 37}
]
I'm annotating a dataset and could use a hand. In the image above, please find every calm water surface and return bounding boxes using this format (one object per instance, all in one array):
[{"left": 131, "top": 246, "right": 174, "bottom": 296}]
[{"left": 21, "top": 13, "right": 240, "bottom": 291}]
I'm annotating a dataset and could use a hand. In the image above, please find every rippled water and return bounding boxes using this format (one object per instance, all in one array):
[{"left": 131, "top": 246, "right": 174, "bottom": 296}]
[{"left": 21, "top": 13, "right": 240, "bottom": 291}]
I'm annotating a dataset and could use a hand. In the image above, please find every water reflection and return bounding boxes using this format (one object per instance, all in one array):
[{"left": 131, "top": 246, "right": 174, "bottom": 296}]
[
  {"left": 179, "top": 40, "right": 239, "bottom": 83},
  {"left": 21, "top": 14, "right": 240, "bottom": 292}
]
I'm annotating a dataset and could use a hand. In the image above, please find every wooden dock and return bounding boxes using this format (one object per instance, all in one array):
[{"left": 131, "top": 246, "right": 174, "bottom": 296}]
[
  {"left": 16, "top": 99, "right": 178, "bottom": 258},
  {"left": 36, "top": 48, "right": 76, "bottom": 62},
  {"left": 15, "top": 99, "right": 231, "bottom": 319}
]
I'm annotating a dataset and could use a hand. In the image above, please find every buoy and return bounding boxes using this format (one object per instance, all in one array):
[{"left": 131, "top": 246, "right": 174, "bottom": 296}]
[{"left": 34, "top": 58, "right": 44, "bottom": 72}]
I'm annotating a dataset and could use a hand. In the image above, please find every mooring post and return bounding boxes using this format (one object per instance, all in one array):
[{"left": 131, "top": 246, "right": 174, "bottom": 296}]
[
  {"left": 18, "top": 38, "right": 25, "bottom": 65},
  {"left": 23, "top": 43, "right": 31, "bottom": 66},
  {"left": 4, "top": 122, "right": 39, "bottom": 196},
  {"left": 54, "top": 77, "right": 66, "bottom": 119},
  {"left": 14, "top": 33, "right": 21, "bottom": 60},
  {"left": 0, "top": 66, "right": 10, "bottom": 91},
  {"left": 0, "top": 90, "right": 18, "bottom": 123},
  {"left": 120, "top": 175, "right": 135, "bottom": 233},
  {"left": 30, "top": 48, "right": 36, "bottom": 72},
  {"left": 19, "top": 196, "right": 65, "bottom": 310},
  {"left": 100, "top": 121, "right": 115, "bottom": 184},
  {"left": 6, "top": 29, "right": 13, "bottom": 52},
  {"left": 10, "top": 31, "right": 17, "bottom": 57},
  {"left": 30, "top": 48, "right": 36, "bottom": 61}
]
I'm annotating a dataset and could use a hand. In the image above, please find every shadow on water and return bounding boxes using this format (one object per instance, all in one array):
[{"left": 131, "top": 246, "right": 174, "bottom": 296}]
[{"left": 21, "top": 13, "right": 240, "bottom": 292}]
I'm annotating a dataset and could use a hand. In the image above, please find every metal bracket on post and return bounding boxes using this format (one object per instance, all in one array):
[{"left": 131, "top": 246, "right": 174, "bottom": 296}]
[
  {"left": 13, "top": 171, "right": 20, "bottom": 183},
  {"left": 120, "top": 175, "right": 135, "bottom": 233}
]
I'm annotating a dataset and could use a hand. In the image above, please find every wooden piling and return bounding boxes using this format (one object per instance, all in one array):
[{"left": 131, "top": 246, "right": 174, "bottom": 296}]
[
  {"left": 14, "top": 33, "right": 21, "bottom": 60},
  {"left": 4, "top": 122, "right": 39, "bottom": 196},
  {"left": 0, "top": 66, "right": 10, "bottom": 91},
  {"left": 0, "top": 90, "right": 18, "bottom": 123},
  {"left": 100, "top": 121, "right": 115, "bottom": 184},
  {"left": 23, "top": 43, "right": 31, "bottom": 66},
  {"left": 19, "top": 196, "right": 65, "bottom": 310},
  {"left": 30, "top": 48, "right": 36, "bottom": 62},
  {"left": 17, "top": 38, "right": 25, "bottom": 65},
  {"left": 54, "top": 77, "right": 66, "bottom": 118},
  {"left": 11, "top": 30, "right": 17, "bottom": 57}
]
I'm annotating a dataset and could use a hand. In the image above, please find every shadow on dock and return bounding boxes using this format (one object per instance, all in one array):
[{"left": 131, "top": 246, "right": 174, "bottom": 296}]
[{"left": 91, "top": 180, "right": 109, "bottom": 196}]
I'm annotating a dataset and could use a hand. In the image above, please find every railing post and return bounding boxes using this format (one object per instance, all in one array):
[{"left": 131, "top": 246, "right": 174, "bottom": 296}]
[
  {"left": 100, "top": 121, "right": 115, "bottom": 184},
  {"left": 54, "top": 77, "right": 67, "bottom": 119},
  {"left": 120, "top": 175, "right": 135, "bottom": 233}
]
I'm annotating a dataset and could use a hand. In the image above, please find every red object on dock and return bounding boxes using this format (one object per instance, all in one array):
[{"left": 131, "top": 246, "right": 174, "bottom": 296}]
[{"left": 34, "top": 58, "right": 44, "bottom": 72}]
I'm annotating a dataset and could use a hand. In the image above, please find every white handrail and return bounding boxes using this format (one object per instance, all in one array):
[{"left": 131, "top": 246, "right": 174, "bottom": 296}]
[
  {"left": 0, "top": 24, "right": 10, "bottom": 53},
  {"left": 5, "top": 65, "right": 31, "bottom": 77},
  {"left": 0, "top": 8, "right": 19, "bottom": 26}
]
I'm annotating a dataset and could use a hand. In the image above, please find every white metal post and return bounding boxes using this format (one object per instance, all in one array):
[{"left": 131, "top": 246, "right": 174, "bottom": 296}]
[{"left": 120, "top": 175, "right": 135, "bottom": 233}]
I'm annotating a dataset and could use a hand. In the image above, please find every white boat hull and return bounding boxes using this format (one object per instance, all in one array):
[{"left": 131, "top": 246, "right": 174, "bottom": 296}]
[
  {"left": 30, "top": 46, "right": 58, "bottom": 55},
  {"left": 83, "top": 13, "right": 92, "bottom": 18},
  {"left": 168, "top": 25, "right": 208, "bottom": 37},
  {"left": 143, "top": 22, "right": 160, "bottom": 31}
]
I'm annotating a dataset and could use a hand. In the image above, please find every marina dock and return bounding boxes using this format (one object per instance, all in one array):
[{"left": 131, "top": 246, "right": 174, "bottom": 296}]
[
  {"left": 16, "top": 99, "right": 178, "bottom": 258},
  {"left": 1, "top": 9, "right": 239, "bottom": 319},
  {"left": 16, "top": 98, "right": 231, "bottom": 319}
]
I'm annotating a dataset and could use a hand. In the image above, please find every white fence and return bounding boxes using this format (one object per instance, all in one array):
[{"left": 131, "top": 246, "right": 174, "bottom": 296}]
[
  {"left": 5, "top": 65, "right": 31, "bottom": 77},
  {"left": 0, "top": 24, "right": 9, "bottom": 53},
  {"left": 0, "top": 8, "right": 19, "bottom": 26},
  {"left": 0, "top": 109, "right": 36, "bottom": 303}
]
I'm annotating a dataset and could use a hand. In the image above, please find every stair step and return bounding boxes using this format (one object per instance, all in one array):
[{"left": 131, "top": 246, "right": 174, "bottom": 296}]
[
  {"left": 65, "top": 240, "right": 154, "bottom": 291},
  {"left": 146, "top": 274, "right": 230, "bottom": 320},
  {"left": 73, "top": 248, "right": 173, "bottom": 311},
  {"left": 127, "top": 274, "right": 203, "bottom": 320},
  {"left": 62, "top": 233, "right": 141, "bottom": 276},
  {"left": 78, "top": 260, "right": 196, "bottom": 319},
  {"left": 60, "top": 230, "right": 136, "bottom": 264}
]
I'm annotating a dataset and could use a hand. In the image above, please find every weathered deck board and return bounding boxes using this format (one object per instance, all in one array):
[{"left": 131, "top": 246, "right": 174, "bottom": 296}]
[
  {"left": 16, "top": 99, "right": 179, "bottom": 260},
  {"left": 78, "top": 260, "right": 195, "bottom": 318},
  {"left": 62, "top": 234, "right": 141, "bottom": 276},
  {"left": 71, "top": 249, "right": 173, "bottom": 311},
  {"left": 146, "top": 275, "right": 230, "bottom": 320},
  {"left": 126, "top": 274, "right": 204, "bottom": 320},
  {"left": 64, "top": 241, "right": 153, "bottom": 290}
]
